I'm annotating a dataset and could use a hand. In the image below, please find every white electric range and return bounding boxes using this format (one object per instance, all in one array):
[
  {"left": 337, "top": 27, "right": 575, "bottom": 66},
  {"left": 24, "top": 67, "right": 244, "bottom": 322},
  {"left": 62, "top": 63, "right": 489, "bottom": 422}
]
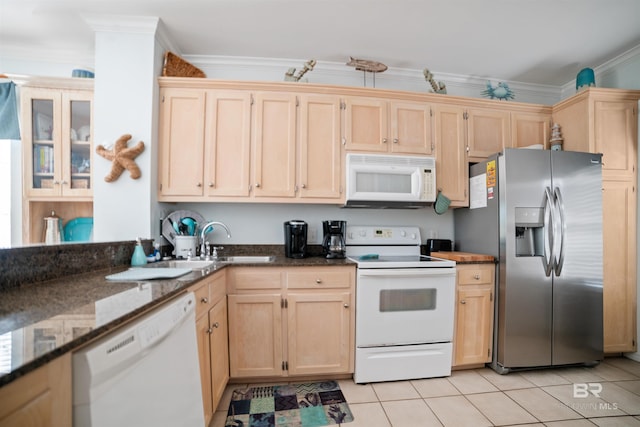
[{"left": 346, "top": 225, "right": 456, "bottom": 383}]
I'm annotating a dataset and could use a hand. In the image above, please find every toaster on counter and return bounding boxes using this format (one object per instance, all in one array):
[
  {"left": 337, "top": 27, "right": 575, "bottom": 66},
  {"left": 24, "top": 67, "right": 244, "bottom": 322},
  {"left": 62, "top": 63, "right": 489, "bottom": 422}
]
[{"left": 424, "top": 238, "right": 452, "bottom": 255}]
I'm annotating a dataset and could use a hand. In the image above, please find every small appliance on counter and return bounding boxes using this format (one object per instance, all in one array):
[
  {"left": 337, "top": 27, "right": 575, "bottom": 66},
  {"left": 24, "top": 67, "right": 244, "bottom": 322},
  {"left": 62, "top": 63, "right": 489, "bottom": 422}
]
[
  {"left": 322, "top": 220, "right": 346, "bottom": 259},
  {"left": 424, "top": 238, "right": 452, "bottom": 255},
  {"left": 284, "top": 220, "right": 308, "bottom": 258}
]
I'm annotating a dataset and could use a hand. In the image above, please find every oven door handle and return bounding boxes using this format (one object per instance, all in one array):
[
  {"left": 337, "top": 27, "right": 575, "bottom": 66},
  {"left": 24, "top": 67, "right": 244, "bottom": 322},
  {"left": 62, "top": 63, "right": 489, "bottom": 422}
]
[{"left": 357, "top": 268, "right": 456, "bottom": 278}]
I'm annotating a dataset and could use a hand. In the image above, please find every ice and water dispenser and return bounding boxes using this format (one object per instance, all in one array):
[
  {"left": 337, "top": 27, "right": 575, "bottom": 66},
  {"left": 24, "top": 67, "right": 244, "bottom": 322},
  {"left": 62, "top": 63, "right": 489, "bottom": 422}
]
[{"left": 514, "top": 207, "right": 545, "bottom": 257}]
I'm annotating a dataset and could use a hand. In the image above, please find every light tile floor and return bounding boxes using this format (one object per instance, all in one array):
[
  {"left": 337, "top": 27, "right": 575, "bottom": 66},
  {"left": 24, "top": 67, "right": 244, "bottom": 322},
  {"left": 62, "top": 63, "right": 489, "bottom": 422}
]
[{"left": 210, "top": 357, "right": 640, "bottom": 427}]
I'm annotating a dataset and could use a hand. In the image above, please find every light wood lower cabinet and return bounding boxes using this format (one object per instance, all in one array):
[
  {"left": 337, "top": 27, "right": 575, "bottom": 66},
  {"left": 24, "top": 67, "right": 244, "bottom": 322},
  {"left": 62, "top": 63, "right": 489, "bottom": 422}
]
[
  {"left": 189, "top": 270, "right": 229, "bottom": 424},
  {"left": 453, "top": 263, "right": 495, "bottom": 367},
  {"left": 0, "top": 354, "right": 71, "bottom": 427},
  {"left": 227, "top": 266, "right": 355, "bottom": 379}
]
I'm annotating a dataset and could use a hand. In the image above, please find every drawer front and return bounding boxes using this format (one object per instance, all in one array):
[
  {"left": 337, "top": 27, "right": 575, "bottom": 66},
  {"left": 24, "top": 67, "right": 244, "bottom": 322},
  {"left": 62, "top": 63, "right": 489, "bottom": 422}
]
[
  {"left": 190, "top": 281, "right": 212, "bottom": 318},
  {"left": 457, "top": 264, "right": 494, "bottom": 285},
  {"left": 228, "top": 267, "right": 283, "bottom": 291},
  {"left": 287, "top": 267, "right": 353, "bottom": 290}
]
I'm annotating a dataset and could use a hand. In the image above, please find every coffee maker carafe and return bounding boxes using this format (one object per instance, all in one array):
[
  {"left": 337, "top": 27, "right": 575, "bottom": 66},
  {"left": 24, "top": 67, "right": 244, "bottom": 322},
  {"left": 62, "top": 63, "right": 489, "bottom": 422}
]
[
  {"left": 284, "top": 220, "right": 308, "bottom": 258},
  {"left": 322, "top": 220, "right": 346, "bottom": 259}
]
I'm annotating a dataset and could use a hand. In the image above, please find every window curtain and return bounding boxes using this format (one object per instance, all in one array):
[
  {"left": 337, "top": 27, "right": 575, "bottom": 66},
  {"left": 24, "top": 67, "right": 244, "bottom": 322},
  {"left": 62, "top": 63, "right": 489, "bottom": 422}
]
[{"left": 0, "top": 81, "right": 20, "bottom": 140}]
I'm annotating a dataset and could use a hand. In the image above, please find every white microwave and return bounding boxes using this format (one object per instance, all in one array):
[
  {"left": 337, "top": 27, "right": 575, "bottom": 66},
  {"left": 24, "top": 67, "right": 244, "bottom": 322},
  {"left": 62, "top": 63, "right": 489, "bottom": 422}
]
[{"left": 345, "top": 153, "right": 436, "bottom": 208}]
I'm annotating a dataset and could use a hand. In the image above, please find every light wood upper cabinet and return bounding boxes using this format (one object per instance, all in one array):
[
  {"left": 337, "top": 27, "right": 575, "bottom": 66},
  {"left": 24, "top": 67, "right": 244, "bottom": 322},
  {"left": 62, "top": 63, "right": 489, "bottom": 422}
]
[
  {"left": 159, "top": 88, "right": 206, "bottom": 197},
  {"left": 552, "top": 88, "right": 638, "bottom": 179},
  {"left": 390, "top": 101, "right": 433, "bottom": 154},
  {"left": 343, "top": 97, "right": 388, "bottom": 152},
  {"left": 344, "top": 97, "right": 432, "bottom": 155},
  {"left": 204, "top": 90, "right": 252, "bottom": 197},
  {"left": 466, "top": 108, "right": 510, "bottom": 161},
  {"left": 298, "top": 94, "right": 343, "bottom": 199},
  {"left": 252, "top": 92, "right": 298, "bottom": 198},
  {"left": 594, "top": 100, "right": 637, "bottom": 179},
  {"left": 21, "top": 86, "right": 93, "bottom": 199},
  {"left": 510, "top": 111, "right": 551, "bottom": 149},
  {"left": 433, "top": 104, "right": 468, "bottom": 207}
]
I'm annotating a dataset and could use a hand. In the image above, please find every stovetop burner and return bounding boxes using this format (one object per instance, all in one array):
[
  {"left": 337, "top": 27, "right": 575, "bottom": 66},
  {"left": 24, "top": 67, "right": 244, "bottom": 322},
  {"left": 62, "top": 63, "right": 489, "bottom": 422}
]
[{"left": 345, "top": 225, "right": 455, "bottom": 268}]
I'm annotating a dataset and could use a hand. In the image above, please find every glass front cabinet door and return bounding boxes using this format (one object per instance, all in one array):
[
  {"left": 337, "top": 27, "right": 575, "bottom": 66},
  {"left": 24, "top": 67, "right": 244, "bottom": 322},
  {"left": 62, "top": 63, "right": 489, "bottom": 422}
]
[{"left": 22, "top": 87, "right": 93, "bottom": 199}]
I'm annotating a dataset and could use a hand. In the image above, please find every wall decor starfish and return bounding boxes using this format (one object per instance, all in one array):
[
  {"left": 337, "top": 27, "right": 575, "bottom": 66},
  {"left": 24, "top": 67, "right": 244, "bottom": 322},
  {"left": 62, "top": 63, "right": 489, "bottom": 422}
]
[{"left": 95, "top": 134, "right": 145, "bottom": 182}]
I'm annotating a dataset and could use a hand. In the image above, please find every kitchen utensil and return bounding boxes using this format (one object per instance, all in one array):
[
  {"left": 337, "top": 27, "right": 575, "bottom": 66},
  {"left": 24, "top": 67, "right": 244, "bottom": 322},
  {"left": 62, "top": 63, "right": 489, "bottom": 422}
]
[
  {"left": 43, "top": 211, "right": 63, "bottom": 244},
  {"left": 162, "top": 210, "right": 206, "bottom": 245},
  {"left": 180, "top": 217, "right": 197, "bottom": 236},
  {"left": 173, "top": 235, "right": 198, "bottom": 259}
]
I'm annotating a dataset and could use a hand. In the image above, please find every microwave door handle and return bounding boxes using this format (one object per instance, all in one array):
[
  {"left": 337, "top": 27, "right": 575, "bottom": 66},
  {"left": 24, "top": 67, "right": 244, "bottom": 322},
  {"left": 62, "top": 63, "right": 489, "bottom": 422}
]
[
  {"left": 542, "top": 187, "right": 554, "bottom": 277},
  {"left": 553, "top": 187, "right": 566, "bottom": 276}
]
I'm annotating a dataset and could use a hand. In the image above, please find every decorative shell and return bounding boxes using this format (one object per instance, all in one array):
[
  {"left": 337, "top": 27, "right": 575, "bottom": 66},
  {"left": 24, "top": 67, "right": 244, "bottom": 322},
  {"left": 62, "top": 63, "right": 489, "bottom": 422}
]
[{"left": 346, "top": 57, "right": 387, "bottom": 73}]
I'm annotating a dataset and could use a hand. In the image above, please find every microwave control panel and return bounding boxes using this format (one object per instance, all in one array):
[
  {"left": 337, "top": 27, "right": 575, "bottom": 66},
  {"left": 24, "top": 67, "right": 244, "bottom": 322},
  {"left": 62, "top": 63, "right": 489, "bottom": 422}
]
[{"left": 422, "top": 168, "right": 436, "bottom": 201}]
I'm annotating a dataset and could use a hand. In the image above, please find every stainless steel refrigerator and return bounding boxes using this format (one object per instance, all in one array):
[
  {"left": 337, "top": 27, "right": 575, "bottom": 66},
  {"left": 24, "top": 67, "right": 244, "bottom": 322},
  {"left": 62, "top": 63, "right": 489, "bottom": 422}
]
[{"left": 455, "top": 148, "right": 603, "bottom": 374}]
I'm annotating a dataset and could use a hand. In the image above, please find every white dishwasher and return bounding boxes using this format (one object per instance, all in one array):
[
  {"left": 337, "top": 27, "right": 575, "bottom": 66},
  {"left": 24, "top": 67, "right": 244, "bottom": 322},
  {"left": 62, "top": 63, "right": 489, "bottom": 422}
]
[{"left": 73, "top": 292, "right": 205, "bottom": 427}]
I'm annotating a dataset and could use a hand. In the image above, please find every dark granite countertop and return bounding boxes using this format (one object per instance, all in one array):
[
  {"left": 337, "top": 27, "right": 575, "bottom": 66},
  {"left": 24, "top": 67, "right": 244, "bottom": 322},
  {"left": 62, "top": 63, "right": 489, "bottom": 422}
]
[{"left": 0, "top": 245, "right": 354, "bottom": 388}]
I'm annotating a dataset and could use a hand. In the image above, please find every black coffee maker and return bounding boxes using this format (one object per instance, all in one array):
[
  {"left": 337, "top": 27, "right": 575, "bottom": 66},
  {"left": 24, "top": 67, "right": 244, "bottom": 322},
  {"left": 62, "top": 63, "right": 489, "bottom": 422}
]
[
  {"left": 284, "top": 220, "right": 308, "bottom": 258},
  {"left": 322, "top": 220, "right": 346, "bottom": 259}
]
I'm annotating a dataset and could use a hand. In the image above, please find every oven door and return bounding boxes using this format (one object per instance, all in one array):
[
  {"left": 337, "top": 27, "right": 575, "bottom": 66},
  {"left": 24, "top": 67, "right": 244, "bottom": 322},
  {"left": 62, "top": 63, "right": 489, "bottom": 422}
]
[{"left": 356, "top": 268, "right": 456, "bottom": 347}]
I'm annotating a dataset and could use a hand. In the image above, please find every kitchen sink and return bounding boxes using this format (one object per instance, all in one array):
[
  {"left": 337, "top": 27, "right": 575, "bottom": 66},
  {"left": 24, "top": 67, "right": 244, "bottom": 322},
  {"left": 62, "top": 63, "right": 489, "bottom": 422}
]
[
  {"left": 215, "top": 256, "right": 275, "bottom": 264},
  {"left": 162, "top": 260, "right": 216, "bottom": 269}
]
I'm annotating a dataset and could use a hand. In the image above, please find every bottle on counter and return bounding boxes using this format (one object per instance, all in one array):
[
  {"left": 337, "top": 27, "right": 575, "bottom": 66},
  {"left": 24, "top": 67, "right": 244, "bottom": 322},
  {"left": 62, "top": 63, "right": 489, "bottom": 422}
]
[{"left": 131, "top": 238, "right": 148, "bottom": 266}]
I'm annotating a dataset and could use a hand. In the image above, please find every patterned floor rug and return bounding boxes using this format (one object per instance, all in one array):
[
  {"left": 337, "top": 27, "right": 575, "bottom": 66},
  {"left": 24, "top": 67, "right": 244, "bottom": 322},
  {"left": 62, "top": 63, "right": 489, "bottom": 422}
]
[{"left": 225, "top": 380, "right": 354, "bottom": 427}]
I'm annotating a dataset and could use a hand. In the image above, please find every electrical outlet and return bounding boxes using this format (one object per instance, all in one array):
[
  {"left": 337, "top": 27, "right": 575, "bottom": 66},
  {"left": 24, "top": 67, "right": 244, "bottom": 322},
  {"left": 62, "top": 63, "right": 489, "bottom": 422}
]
[{"left": 308, "top": 227, "right": 318, "bottom": 243}]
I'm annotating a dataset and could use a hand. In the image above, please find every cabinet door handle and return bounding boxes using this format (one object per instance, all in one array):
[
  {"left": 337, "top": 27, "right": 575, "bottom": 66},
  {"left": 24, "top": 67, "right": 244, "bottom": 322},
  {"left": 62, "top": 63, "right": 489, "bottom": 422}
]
[
  {"left": 206, "top": 327, "right": 213, "bottom": 334},
  {"left": 382, "top": 138, "right": 388, "bottom": 144},
  {"left": 393, "top": 138, "right": 398, "bottom": 144},
  {"left": 344, "top": 303, "right": 349, "bottom": 308},
  {"left": 61, "top": 180, "right": 68, "bottom": 185},
  {"left": 474, "top": 274, "right": 480, "bottom": 280},
  {"left": 460, "top": 300, "right": 466, "bottom": 304},
  {"left": 196, "top": 182, "right": 202, "bottom": 187},
  {"left": 201, "top": 297, "right": 208, "bottom": 304},
  {"left": 255, "top": 183, "right": 261, "bottom": 188},
  {"left": 301, "top": 184, "right": 306, "bottom": 189},
  {"left": 212, "top": 322, "right": 220, "bottom": 329},
  {"left": 315, "top": 278, "right": 322, "bottom": 284},
  {"left": 208, "top": 182, "right": 214, "bottom": 188}
]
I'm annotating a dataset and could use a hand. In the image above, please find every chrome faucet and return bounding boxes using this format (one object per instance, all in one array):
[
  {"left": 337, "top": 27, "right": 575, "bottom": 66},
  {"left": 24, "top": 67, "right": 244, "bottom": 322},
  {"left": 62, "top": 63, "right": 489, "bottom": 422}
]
[{"left": 200, "top": 221, "right": 232, "bottom": 260}]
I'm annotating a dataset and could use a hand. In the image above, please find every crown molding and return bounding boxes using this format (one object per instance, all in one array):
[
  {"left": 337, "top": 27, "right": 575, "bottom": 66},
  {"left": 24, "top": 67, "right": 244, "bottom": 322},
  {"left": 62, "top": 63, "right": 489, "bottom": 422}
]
[{"left": 185, "top": 55, "right": 562, "bottom": 102}]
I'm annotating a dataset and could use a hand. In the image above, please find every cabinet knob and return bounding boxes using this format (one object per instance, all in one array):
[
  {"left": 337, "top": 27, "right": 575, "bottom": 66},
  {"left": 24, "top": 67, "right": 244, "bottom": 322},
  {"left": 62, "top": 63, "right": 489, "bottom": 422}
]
[
  {"left": 393, "top": 138, "right": 398, "bottom": 144},
  {"left": 344, "top": 303, "right": 349, "bottom": 308},
  {"left": 208, "top": 182, "right": 214, "bottom": 188},
  {"left": 201, "top": 297, "right": 208, "bottom": 304},
  {"left": 382, "top": 138, "right": 388, "bottom": 144},
  {"left": 196, "top": 182, "right": 202, "bottom": 187},
  {"left": 301, "top": 184, "right": 306, "bottom": 189},
  {"left": 255, "top": 183, "right": 261, "bottom": 188},
  {"left": 206, "top": 327, "right": 213, "bottom": 334},
  {"left": 460, "top": 300, "right": 466, "bottom": 304},
  {"left": 474, "top": 274, "right": 480, "bottom": 280},
  {"left": 212, "top": 322, "right": 220, "bottom": 328},
  {"left": 61, "top": 180, "right": 68, "bottom": 185},
  {"left": 316, "top": 278, "right": 322, "bottom": 284},
  {"left": 53, "top": 180, "right": 60, "bottom": 185}
]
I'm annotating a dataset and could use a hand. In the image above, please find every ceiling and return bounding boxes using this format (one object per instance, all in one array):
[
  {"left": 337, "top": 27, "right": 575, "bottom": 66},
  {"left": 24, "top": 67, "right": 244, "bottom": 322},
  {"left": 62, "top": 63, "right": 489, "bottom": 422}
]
[{"left": 2, "top": 0, "right": 640, "bottom": 87}]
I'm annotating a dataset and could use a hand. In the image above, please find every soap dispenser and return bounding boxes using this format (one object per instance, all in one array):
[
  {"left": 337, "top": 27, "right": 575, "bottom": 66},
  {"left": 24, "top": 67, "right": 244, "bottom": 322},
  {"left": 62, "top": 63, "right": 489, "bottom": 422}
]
[{"left": 131, "top": 238, "right": 148, "bottom": 266}]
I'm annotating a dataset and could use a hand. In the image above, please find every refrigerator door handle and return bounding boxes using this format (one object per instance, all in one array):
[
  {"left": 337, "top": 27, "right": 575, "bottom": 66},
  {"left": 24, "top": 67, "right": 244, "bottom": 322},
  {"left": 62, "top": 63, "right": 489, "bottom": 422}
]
[
  {"left": 553, "top": 187, "right": 566, "bottom": 276},
  {"left": 543, "top": 186, "right": 554, "bottom": 277}
]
